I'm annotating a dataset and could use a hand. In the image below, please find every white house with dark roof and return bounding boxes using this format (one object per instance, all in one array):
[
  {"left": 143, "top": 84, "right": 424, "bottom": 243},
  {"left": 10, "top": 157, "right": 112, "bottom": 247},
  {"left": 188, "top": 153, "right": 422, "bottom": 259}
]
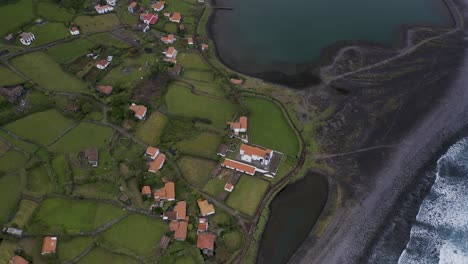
[{"left": 19, "top": 32, "right": 35, "bottom": 45}]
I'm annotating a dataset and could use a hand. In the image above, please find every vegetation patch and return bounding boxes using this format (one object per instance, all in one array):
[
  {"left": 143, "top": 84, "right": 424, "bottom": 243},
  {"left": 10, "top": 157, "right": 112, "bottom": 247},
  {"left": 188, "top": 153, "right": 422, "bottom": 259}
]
[
  {"left": 177, "top": 132, "right": 221, "bottom": 159},
  {"left": 58, "top": 236, "right": 94, "bottom": 263},
  {"left": 27, "top": 198, "right": 126, "bottom": 234},
  {"left": 244, "top": 96, "right": 299, "bottom": 156},
  {"left": 0, "top": 0, "right": 33, "bottom": 36},
  {"left": 0, "top": 150, "right": 27, "bottom": 172},
  {"left": 88, "top": 32, "right": 131, "bottom": 48},
  {"left": 99, "top": 214, "right": 167, "bottom": 257},
  {"left": 135, "top": 111, "right": 168, "bottom": 145},
  {"left": 78, "top": 247, "right": 139, "bottom": 264},
  {"left": 49, "top": 122, "right": 113, "bottom": 153},
  {"left": 46, "top": 38, "right": 96, "bottom": 64},
  {"left": 12, "top": 52, "right": 89, "bottom": 93},
  {"left": 0, "top": 65, "right": 24, "bottom": 86},
  {"left": 73, "top": 181, "right": 120, "bottom": 199},
  {"left": 26, "top": 22, "right": 69, "bottom": 46},
  {"left": 177, "top": 156, "right": 216, "bottom": 188},
  {"left": 4, "top": 109, "right": 74, "bottom": 145},
  {"left": 202, "top": 177, "right": 225, "bottom": 197},
  {"left": 74, "top": 14, "right": 120, "bottom": 33},
  {"left": 25, "top": 165, "right": 52, "bottom": 196},
  {"left": 0, "top": 173, "right": 23, "bottom": 223},
  {"left": 177, "top": 52, "right": 210, "bottom": 70},
  {"left": 226, "top": 175, "right": 269, "bottom": 216},
  {"left": 8, "top": 199, "right": 39, "bottom": 228},
  {"left": 36, "top": 2, "right": 74, "bottom": 22}
]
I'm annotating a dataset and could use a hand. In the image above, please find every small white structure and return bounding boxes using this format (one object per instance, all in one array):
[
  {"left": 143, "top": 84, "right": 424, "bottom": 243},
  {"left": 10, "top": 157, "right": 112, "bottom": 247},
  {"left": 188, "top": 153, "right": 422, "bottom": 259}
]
[
  {"left": 95, "top": 4, "right": 113, "bottom": 14},
  {"left": 69, "top": 27, "right": 80, "bottom": 35},
  {"left": 106, "top": 0, "right": 117, "bottom": 6},
  {"left": 162, "top": 47, "right": 178, "bottom": 58},
  {"left": 240, "top": 144, "right": 273, "bottom": 166},
  {"left": 19, "top": 32, "right": 35, "bottom": 46}
]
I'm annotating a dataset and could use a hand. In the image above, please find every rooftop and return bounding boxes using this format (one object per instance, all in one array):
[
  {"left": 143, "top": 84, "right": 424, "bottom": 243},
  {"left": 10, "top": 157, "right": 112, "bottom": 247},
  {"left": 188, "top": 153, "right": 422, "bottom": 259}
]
[
  {"left": 240, "top": 144, "right": 271, "bottom": 158},
  {"left": 221, "top": 159, "right": 256, "bottom": 175},
  {"left": 197, "top": 232, "right": 216, "bottom": 250},
  {"left": 197, "top": 199, "right": 215, "bottom": 216},
  {"left": 41, "top": 236, "right": 57, "bottom": 254}
]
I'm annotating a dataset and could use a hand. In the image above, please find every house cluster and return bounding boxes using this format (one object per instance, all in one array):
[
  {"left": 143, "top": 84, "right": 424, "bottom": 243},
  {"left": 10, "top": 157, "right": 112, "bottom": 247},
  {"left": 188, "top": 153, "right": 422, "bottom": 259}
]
[
  {"left": 146, "top": 146, "right": 166, "bottom": 173},
  {"left": 128, "top": 0, "right": 182, "bottom": 32}
]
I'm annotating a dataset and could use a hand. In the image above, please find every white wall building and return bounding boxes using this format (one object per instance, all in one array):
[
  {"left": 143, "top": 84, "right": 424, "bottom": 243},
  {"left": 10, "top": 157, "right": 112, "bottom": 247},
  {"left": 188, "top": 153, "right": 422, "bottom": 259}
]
[
  {"left": 19, "top": 32, "right": 35, "bottom": 46},
  {"left": 239, "top": 144, "right": 273, "bottom": 166}
]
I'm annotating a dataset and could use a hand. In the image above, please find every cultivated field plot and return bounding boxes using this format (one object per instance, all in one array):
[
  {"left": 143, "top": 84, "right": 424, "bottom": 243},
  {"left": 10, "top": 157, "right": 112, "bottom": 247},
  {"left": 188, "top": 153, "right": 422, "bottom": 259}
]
[
  {"left": 226, "top": 175, "right": 270, "bottom": 216},
  {"left": 26, "top": 22, "right": 69, "bottom": 47},
  {"left": 244, "top": 96, "right": 299, "bottom": 156},
  {"left": 0, "top": 65, "right": 24, "bottom": 86},
  {"left": 177, "top": 52, "right": 211, "bottom": 70},
  {"left": 46, "top": 38, "right": 96, "bottom": 64},
  {"left": 0, "top": 173, "right": 23, "bottom": 223},
  {"left": 74, "top": 14, "right": 120, "bottom": 33},
  {"left": 177, "top": 156, "right": 217, "bottom": 188},
  {"left": 12, "top": 52, "right": 90, "bottom": 93},
  {"left": 99, "top": 214, "right": 167, "bottom": 257},
  {"left": 4, "top": 109, "right": 74, "bottom": 145},
  {"left": 58, "top": 236, "right": 94, "bottom": 263},
  {"left": 49, "top": 122, "right": 113, "bottom": 153},
  {"left": 78, "top": 247, "right": 139, "bottom": 264},
  {"left": 8, "top": 199, "right": 38, "bottom": 228},
  {"left": 165, "top": 83, "right": 237, "bottom": 128},
  {"left": 36, "top": 1, "right": 74, "bottom": 22},
  {"left": 0, "top": 0, "right": 33, "bottom": 36},
  {"left": 135, "top": 111, "right": 168, "bottom": 145},
  {"left": 177, "top": 132, "right": 222, "bottom": 159},
  {"left": 88, "top": 32, "right": 131, "bottom": 48},
  {"left": 27, "top": 198, "right": 126, "bottom": 234}
]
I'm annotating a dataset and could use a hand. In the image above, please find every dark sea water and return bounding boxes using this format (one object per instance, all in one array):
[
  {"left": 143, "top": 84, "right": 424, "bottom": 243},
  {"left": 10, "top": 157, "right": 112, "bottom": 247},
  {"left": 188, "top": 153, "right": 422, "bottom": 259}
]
[
  {"left": 398, "top": 138, "right": 468, "bottom": 263},
  {"left": 210, "top": 0, "right": 451, "bottom": 75}
]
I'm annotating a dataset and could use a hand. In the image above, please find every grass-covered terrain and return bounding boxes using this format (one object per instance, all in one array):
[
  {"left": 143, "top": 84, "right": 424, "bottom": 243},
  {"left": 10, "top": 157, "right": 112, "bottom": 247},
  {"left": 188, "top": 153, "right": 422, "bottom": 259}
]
[
  {"left": 78, "top": 247, "right": 140, "bottom": 264},
  {"left": 26, "top": 22, "right": 69, "bottom": 46},
  {"left": 0, "top": 173, "right": 24, "bottom": 223},
  {"left": 0, "top": 0, "right": 33, "bottom": 36},
  {"left": 8, "top": 199, "right": 38, "bottom": 228},
  {"left": 58, "top": 236, "right": 94, "bottom": 263},
  {"left": 177, "top": 52, "right": 211, "bottom": 70},
  {"left": 101, "top": 53, "right": 157, "bottom": 89},
  {"left": 177, "top": 156, "right": 216, "bottom": 188},
  {"left": 226, "top": 175, "right": 270, "bottom": 216},
  {"left": 36, "top": 1, "right": 74, "bottom": 22},
  {"left": 177, "top": 132, "right": 221, "bottom": 159},
  {"left": 0, "top": 65, "right": 24, "bottom": 86},
  {"left": 49, "top": 122, "right": 113, "bottom": 153},
  {"left": 4, "top": 109, "right": 74, "bottom": 145},
  {"left": 135, "top": 111, "right": 168, "bottom": 145},
  {"left": 244, "top": 96, "right": 299, "bottom": 156},
  {"left": 88, "top": 32, "right": 131, "bottom": 48},
  {"left": 0, "top": 150, "right": 27, "bottom": 172},
  {"left": 46, "top": 38, "right": 96, "bottom": 64},
  {"left": 74, "top": 14, "right": 120, "bottom": 33},
  {"left": 11, "top": 52, "right": 90, "bottom": 93}
]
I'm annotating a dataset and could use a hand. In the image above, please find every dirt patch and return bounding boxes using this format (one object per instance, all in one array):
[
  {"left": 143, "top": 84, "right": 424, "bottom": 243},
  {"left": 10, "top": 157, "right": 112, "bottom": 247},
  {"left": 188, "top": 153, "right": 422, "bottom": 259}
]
[{"left": 131, "top": 75, "right": 168, "bottom": 107}]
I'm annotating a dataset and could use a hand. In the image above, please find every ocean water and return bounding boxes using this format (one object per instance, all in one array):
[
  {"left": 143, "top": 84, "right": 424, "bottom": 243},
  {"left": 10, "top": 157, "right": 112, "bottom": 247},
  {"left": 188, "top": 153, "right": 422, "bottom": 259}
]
[{"left": 398, "top": 138, "right": 468, "bottom": 264}]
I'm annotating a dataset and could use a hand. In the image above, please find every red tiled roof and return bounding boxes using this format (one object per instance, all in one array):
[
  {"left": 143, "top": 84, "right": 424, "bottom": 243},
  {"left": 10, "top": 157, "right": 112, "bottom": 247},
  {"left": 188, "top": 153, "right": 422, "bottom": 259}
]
[
  {"left": 152, "top": 1, "right": 165, "bottom": 10},
  {"left": 10, "top": 255, "right": 29, "bottom": 264},
  {"left": 174, "top": 221, "right": 188, "bottom": 240},
  {"left": 166, "top": 46, "right": 176, "bottom": 56},
  {"left": 197, "top": 233, "right": 216, "bottom": 250},
  {"left": 240, "top": 144, "right": 271, "bottom": 158},
  {"left": 129, "top": 104, "right": 147, "bottom": 118},
  {"left": 197, "top": 199, "right": 215, "bottom": 216},
  {"left": 224, "top": 183, "right": 234, "bottom": 192},
  {"left": 128, "top": 2, "right": 137, "bottom": 8},
  {"left": 141, "top": 185, "right": 151, "bottom": 195},
  {"left": 221, "top": 159, "right": 256, "bottom": 175},
  {"left": 174, "top": 201, "right": 186, "bottom": 220},
  {"left": 146, "top": 146, "right": 159, "bottom": 158},
  {"left": 201, "top": 44, "right": 209, "bottom": 50},
  {"left": 197, "top": 222, "right": 208, "bottom": 232},
  {"left": 149, "top": 153, "right": 165, "bottom": 172},
  {"left": 97, "top": 59, "right": 109, "bottom": 67},
  {"left": 41, "top": 236, "right": 57, "bottom": 254},
  {"left": 170, "top": 12, "right": 181, "bottom": 22},
  {"left": 187, "top": 37, "right": 194, "bottom": 44},
  {"left": 228, "top": 116, "right": 247, "bottom": 130},
  {"left": 154, "top": 181, "right": 174, "bottom": 200},
  {"left": 239, "top": 116, "right": 247, "bottom": 129},
  {"left": 97, "top": 85, "right": 113, "bottom": 94},
  {"left": 161, "top": 34, "right": 175, "bottom": 43}
]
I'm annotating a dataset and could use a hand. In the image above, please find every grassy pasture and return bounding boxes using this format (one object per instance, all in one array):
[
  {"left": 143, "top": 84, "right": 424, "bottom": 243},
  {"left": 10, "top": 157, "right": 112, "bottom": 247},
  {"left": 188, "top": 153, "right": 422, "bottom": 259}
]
[
  {"left": 74, "top": 14, "right": 120, "bottom": 33},
  {"left": 177, "top": 132, "right": 221, "bottom": 159},
  {"left": 27, "top": 198, "right": 126, "bottom": 234},
  {"left": 226, "top": 175, "right": 269, "bottom": 216},
  {"left": 165, "top": 83, "right": 237, "bottom": 128},
  {"left": 177, "top": 52, "right": 210, "bottom": 70},
  {"left": 25, "top": 165, "right": 52, "bottom": 196},
  {"left": 182, "top": 69, "right": 214, "bottom": 82},
  {"left": 26, "top": 22, "right": 69, "bottom": 46},
  {"left": 88, "top": 32, "right": 131, "bottom": 48},
  {"left": 0, "top": 173, "right": 23, "bottom": 223},
  {"left": 244, "top": 96, "right": 299, "bottom": 156},
  {"left": 49, "top": 122, "right": 113, "bottom": 153},
  {"left": 0, "top": 240, "right": 17, "bottom": 264},
  {"left": 0, "top": 65, "right": 24, "bottom": 86},
  {"left": 100, "top": 214, "right": 167, "bottom": 257},
  {"left": 177, "top": 156, "right": 216, "bottom": 188},
  {"left": 189, "top": 79, "right": 226, "bottom": 97},
  {"left": 202, "top": 177, "right": 225, "bottom": 197},
  {"left": 0, "top": 150, "right": 27, "bottom": 172},
  {"left": 58, "top": 237, "right": 94, "bottom": 263},
  {"left": 78, "top": 247, "right": 139, "bottom": 264},
  {"left": 0, "top": 0, "right": 33, "bottom": 36},
  {"left": 135, "top": 111, "right": 168, "bottom": 145},
  {"left": 9, "top": 199, "right": 39, "bottom": 228},
  {"left": 46, "top": 38, "right": 96, "bottom": 64},
  {"left": 73, "top": 181, "right": 120, "bottom": 199},
  {"left": 101, "top": 53, "right": 157, "bottom": 89},
  {"left": 12, "top": 52, "right": 89, "bottom": 93},
  {"left": 36, "top": 2, "right": 74, "bottom": 22},
  {"left": 4, "top": 109, "right": 74, "bottom": 145}
]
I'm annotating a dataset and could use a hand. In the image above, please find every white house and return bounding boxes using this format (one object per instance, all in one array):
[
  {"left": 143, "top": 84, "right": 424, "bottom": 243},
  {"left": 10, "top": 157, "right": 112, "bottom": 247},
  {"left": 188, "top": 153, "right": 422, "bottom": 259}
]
[
  {"left": 96, "top": 59, "right": 110, "bottom": 70},
  {"left": 95, "top": 4, "right": 113, "bottom": 14},
  {"left": 239, "top": 144, "right": 273, "bottom": 166},
  {"left": 106, "top": 0, "right": 116, "bottom": 6},
  {"left": 69, "top": 27, "right": 80, "bottom": 35},
  {"left": 228, "top": 116, "right": 247, "bottom": 133},
  {"left": 19, "top": 32, "right": 35, "bottom": 46},
  {"left": 152, "top": 1, "right": 165, "bottom": 12},
  {"left": 162, "top": 47, "right": 178, "bottom": 58}
]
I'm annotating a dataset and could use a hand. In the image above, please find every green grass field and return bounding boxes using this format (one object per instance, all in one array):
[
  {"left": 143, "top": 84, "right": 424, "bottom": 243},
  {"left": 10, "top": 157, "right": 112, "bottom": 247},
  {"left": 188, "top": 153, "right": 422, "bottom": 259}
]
[
  {"left": 58, "top": 237, "right": 94, "bottom": 263},
  {"left": 223, "top": 230, "right": 242, "bottom": 251},
  {"left": 188, "top": 79, "right": 226, "bottom": 97},
  {"left": 0, "top": 150, "right": 27, "bottom": 172},
  {"left": 78, "top": 247, "right": 139, "bottom": 264},
  {"left": 12, "top": 52, "right": 90, "bottom": 93},
  {"left": 49, "top": 122, "right": 113, "bottom": 153},
  {"left": 244, "top": 96, "right": 299, "bottom": 156},
  {"left": 202, "top": 177, "right": 225, "bottom": 197},
  {"left": 0, "top": 65, "right": 24, "bottom": 86},
  {"left": 88, "top": 32, "right": 131, "bottom": 48},
  {"left": 4, "top": 109, "right": 74, "bottom": 145},
  {"left": 226, "top": 175, "right": 269, "bottom": 216},
  {"left": 101, "top": 53, "right": 157, "bottom": 89},
  {"left": 26, "top": 22, "right": 70, "bottom": 46},
  {"left": 47, "top": 38, "right": 96, "bottom": 64},
  {"left": 177, "top": 132, "right": 221, "bottom": 159},
  {"left": 177, "top": 156, "right": 216, "bottom": 188},
  {"left": 28, "top": 198, "right": 126, "bottom": 234},
  {"left": 52, "top": 154, "right": 70, "bottom": 190},
  {"left": 100, "top": 214, "right": 167, "bottom": 257},
  {"left": 74, "top": 14, "right": 120, "bottom": 33},
  {"left": 0, "top": 173, "right": 23, "bottom": 223},
  {"left": 165, "top": 83, "right": 237, "bottom": 128},
  {"left": 0, "top": 240, "right": 18, "bottom": 264},
  {"left": 73, "top": 181, "right": 120, "bottom": 199},
  {"left": 8, "top": 199, "right": 39, "bottom": 228},
  {"left": 135, "top": 111, "right": 168, "bottom": 145},
  {"left": 177, "top": 52, "right": 210, "bottom": 70},
  {"left": 36, "top": 2, "right": 74, "bottom": 22},
  {"left": 26, "top": 165, "right": 52, "bottom": 196},
  {"left": 182, "top": 69, "right": 214, "bottom": 82},
  {"left": 0, "top": 0, "right": 33, "bottom": 36}
]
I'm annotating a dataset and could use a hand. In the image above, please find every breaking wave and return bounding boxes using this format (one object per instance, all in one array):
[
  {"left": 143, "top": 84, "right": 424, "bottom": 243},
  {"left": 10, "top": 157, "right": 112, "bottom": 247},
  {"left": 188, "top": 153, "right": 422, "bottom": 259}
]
[{"left": 398, "top": 138, "right": 468, "bottom": 264}]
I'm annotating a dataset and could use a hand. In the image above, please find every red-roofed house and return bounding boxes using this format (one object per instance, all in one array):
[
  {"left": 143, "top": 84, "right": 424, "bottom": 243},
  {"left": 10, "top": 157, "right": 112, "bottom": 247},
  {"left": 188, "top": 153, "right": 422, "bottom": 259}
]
[
  {"left": 129, "top": 103, "right": 147, "bottom": 120},
  {"left": 162, "top": 47, "right": 178, "bottom": 58},
  {"left": 201, "top": 44, "right": 209, "bottom": 51},
  {"left": 240, "top": 144, "right": 273, "bottom": 165},
  {"left": 152, "top": 1, "right": 165, "bottom": 12},
  {"left": 161, "top": 34, "right": 176, "bottom": 44},
  {"left": 146, "top": 146, "right": 160, "bottom": 160},
  {"left": 224, "top": 183, "right": 234, "bottom": 192},
  {"left": 128, "top": 1, "right": 138, "bottom": 12},
  {"left": 197, "top": 218, "right": 208, "bottom": 233},
  {"left": 148, "top": 153, "right": 165, "bottom": 173},
  {"left": 228, "top": 116, "right": 248, "bottom": 133},
  {"left": 197, "top": 232, "right": 216, "bottom": 251},
  {"left": 41, "top": 236, "right": 57, "bottom": 255},
  {"left": 140, "top": 13, "right": 158, "bottom": 25},
  {"left": 9, "top": 255, "right": 29, "bottom": 264},
  {"left": 95, "top": 4, "right": 113, "bottom": 14},
  {"left": 221, "top": 159, "right": 256, "bottom": 176},
  {"left": 174, "top": 201, "right": 186, "bottom": 220},
  {"left": 69, "top": 27, "right": 80, "bottom": 36},
  {"left": 97, "top": 85, "right": 113, "bottom": 95},
  {"left": 153, "top": 182, "right": 175, "bottom": 201},
  {"left": 230, "top": 78, "right": 244, "bottom": 85},
  {"left": 96, "top": 59, "right": 110, "bottom": 70},
  {"left": 141, "top": 185, "right": 152, "bottom": 198},
  {"left": 169, "top": 12, "right": 181, "bottom": 23}
]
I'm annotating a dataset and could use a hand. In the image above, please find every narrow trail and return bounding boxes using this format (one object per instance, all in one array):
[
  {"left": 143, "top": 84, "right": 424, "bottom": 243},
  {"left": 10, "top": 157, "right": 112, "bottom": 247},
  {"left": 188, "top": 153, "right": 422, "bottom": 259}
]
[{"left": 313, "top": 145, "right": 402, "bottom": 160}]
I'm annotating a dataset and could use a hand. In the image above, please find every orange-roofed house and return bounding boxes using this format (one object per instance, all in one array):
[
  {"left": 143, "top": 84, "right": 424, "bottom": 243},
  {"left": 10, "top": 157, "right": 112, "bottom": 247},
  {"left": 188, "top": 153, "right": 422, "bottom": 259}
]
[
  {"left": 96, "top": 59, "right": 110, "bottom": 70},
  {"left": 162, "top": 46, "right": 178, "bottom": 58},
  {"left": 224, "top": 183, "right": 234, "bottom": 192},
  {"left": 148, "top": 153, "right": 165, "bottom": 173},
  {"left": 240, "top": 144, "right": 273, "bottom": 166},
  {"left": 161, "top": 34, "right": 176, "bottom": 44},
  {"left": 221, "top": 159, "right": 257, "bottom": 176},
  {"left": 197, "top": 199, "right": 215, "bottom": 216},
  {"left": 70, "top": 27, "right": 80, "bottom": 36},
  {"left": 152, "top": 1, "right": 165, "bottom": 12},
  {"left": 228, "top": 116, "right": 247, "bottom": 133},
  {"left": 230, "top": 78, "right": 244, "bottom": 85},
  {"left": 146, "top": 146, "right": 160, "bottom": 160},
  {"left": 97, "top": 85, "right": 113, "bottom": 95},
  {"left": 174, "top": 221, "right": 188, "bottom": 241},
  {"left": 174, "top": 201, "right": 186, "bottom": 220},
  {"left": 201, "top": 44, "right": 209, "bottom": 51},
  {"left": 141, "top": 185, "right": 152, "bottom": 197},
  {"left": 187, "top": 38, "right": 194, "bottom": 45},
  {"left": 95, "top": 4, "right": 113, "bottom": 14},
  {"left": 197, "top": 232, "right": 216, "bottom": 251},
  {"left": 9, "top": 255, "right": 29, "bottom": 264},
  {"left": 41, "top": 236, "right": 57, "bottom": 255},
  {"left": 197, "top": 218, "right": 208, "bottom": 233},
  {"left": 154, "top": 182, "right": 175, "bottom": 201},
  {"left": 128, "top": 1, "right": 138, "bottom": 12},
  {"left": 129, "top": 103, "right": 147, "bottom": 120},
  {"left": 169, "top": 12, "right": 181, "bottom": 23}
]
